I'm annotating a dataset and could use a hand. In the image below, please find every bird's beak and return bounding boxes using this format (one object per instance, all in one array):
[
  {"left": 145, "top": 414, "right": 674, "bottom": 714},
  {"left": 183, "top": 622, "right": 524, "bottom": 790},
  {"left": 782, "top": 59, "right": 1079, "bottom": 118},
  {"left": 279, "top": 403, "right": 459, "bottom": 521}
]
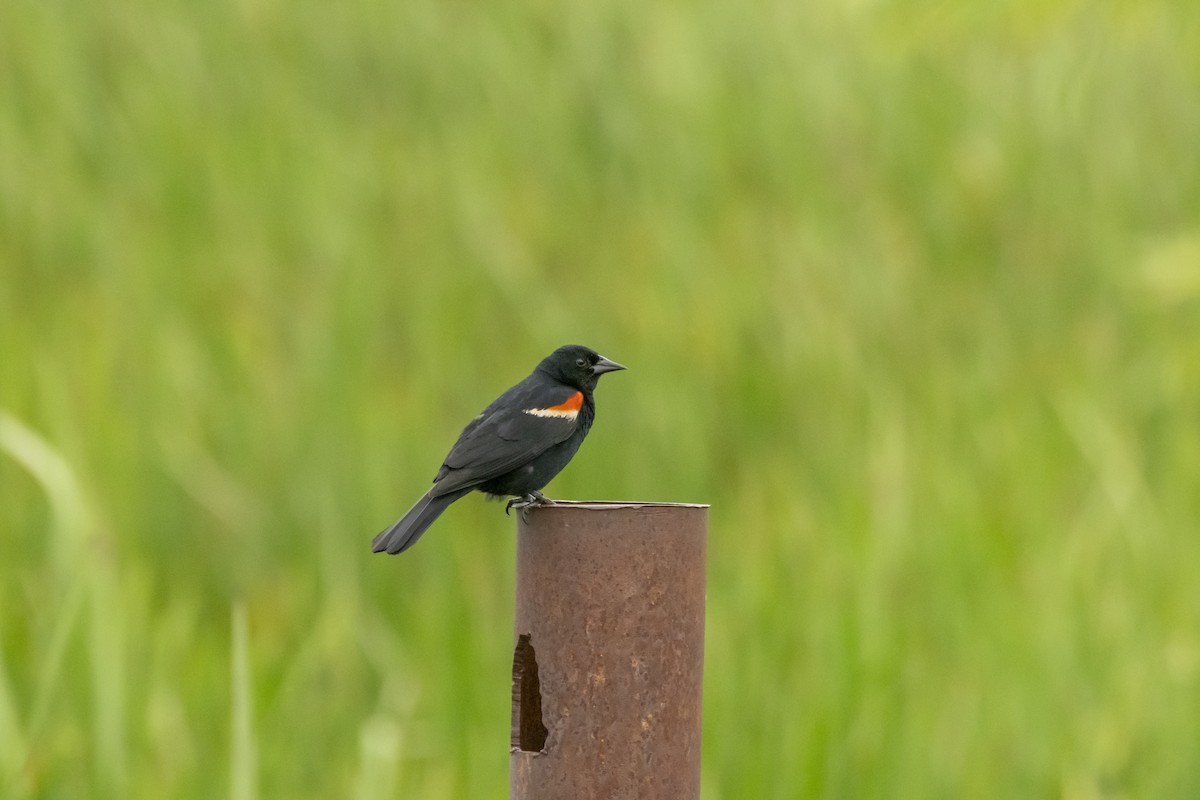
[{"left": 592, "top": 356, "right": 626, "bottom": 375}]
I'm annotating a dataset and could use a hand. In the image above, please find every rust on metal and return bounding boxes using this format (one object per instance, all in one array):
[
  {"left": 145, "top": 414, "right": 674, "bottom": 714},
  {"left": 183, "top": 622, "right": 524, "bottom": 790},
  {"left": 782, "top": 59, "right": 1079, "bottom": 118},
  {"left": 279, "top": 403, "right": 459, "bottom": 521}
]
[{"left": 510, "top": 501, "right": 708, "bottom": 800}]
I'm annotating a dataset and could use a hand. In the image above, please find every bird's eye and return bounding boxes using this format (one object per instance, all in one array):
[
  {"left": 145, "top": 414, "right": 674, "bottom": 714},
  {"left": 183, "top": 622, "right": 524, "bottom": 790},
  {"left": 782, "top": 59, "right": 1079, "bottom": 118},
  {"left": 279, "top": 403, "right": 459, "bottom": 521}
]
[{"left": 576, "top": 358, "right": 588, "bottom": 368}]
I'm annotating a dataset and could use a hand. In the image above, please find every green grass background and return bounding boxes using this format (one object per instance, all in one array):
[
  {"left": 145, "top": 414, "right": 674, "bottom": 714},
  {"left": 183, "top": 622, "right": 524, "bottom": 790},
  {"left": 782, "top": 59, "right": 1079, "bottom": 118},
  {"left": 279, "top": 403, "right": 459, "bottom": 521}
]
[{"left": 3, "top": 0, "right": 1200, "bottom": 797}]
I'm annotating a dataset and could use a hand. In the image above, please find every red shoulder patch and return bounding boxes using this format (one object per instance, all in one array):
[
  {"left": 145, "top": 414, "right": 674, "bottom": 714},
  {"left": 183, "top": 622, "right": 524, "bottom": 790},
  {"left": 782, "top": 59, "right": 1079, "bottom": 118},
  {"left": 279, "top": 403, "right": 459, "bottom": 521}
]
[
  {"left": 548, "top": 391, "right": 583, "bottom": 413},
  {"left": 524, "top": 391, "right": 583, "bottom": 419}
]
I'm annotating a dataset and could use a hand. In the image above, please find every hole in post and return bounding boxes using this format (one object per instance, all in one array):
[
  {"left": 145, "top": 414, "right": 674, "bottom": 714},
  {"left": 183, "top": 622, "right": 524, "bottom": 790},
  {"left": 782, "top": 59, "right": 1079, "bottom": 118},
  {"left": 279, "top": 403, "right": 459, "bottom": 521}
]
[{"left": 510, "top": 633, "right": 548, "bottom": 752}]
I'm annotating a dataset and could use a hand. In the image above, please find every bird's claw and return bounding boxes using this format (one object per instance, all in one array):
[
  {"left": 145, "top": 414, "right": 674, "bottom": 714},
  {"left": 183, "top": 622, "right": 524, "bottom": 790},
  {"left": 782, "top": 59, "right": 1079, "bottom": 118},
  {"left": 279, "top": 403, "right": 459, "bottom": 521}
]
[{"left": 505, "top": 492, "right": 554, "bottom": 517}]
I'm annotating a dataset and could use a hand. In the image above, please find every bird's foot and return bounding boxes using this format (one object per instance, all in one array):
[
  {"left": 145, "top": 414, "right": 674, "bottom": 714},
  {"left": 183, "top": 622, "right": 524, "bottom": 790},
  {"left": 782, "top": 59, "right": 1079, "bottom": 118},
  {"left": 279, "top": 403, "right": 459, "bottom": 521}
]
[{"left": 505, "top": 491, "right": 555, "bottom": 517}]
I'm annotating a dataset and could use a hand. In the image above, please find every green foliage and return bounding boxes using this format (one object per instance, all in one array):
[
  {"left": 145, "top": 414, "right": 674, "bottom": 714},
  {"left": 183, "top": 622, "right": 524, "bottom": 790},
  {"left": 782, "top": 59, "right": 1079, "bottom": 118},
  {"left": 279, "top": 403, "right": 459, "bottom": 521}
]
[{"left": 3, "top": 0, "right": 1200, "bottom": 796}]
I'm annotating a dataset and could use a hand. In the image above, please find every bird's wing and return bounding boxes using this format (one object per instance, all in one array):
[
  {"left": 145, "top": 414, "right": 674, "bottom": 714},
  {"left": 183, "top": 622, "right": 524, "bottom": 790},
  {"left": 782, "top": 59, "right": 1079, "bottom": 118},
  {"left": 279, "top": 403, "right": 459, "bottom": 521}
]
[{"left": 429, "top": 383, "right": 584, "bottom": 497}]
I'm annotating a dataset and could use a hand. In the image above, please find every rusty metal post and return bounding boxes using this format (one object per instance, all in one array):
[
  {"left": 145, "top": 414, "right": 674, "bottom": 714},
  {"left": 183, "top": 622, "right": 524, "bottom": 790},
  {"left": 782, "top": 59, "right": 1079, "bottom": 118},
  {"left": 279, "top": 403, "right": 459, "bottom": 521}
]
[{"left": 510, "top": 501, "right": 708, "bottom": 800}]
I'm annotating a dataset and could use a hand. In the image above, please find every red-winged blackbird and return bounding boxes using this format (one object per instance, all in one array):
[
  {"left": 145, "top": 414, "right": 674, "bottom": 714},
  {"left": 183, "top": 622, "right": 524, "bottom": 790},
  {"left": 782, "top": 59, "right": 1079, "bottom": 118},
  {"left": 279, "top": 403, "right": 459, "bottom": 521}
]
[{"left": 372, "top": 345, "right": 626, "bottom": 554}]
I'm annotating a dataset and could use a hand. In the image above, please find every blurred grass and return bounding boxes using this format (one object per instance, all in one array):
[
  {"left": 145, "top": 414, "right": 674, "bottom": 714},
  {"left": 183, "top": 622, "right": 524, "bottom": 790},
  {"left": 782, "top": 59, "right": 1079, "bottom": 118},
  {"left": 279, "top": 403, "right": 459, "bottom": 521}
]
[{"left": 2, "top": 0, "right": 1200, "bottom": 797}]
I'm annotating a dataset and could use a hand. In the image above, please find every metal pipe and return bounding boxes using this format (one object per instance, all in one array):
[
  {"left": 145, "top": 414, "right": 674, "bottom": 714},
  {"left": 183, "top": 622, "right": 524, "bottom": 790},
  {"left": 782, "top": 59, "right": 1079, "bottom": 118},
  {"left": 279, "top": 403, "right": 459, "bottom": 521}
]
[{"left": 510, "top": 501, "right": 708, "bottom": 800}]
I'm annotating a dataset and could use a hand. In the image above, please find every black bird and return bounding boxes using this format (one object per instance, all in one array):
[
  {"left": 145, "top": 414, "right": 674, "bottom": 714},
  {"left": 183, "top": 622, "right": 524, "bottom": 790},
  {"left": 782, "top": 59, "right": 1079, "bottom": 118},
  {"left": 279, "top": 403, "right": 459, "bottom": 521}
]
[{"left": 372, "top": 345, "right": 626, "bottom": 555}]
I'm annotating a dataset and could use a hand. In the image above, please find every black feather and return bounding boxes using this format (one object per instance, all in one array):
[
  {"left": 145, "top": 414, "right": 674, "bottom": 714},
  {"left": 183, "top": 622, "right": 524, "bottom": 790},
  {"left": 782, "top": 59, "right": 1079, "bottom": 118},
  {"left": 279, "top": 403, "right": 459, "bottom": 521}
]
[{"left": 371, "top": 488, "right": 471, "bottom": 554}]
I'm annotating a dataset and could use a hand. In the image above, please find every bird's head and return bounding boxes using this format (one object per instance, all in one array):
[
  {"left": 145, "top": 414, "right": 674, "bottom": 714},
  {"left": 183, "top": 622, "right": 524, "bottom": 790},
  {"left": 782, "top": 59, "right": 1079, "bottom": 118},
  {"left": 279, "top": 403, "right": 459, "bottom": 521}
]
[{"left": 538, "top": 345, "right": 626, "bottom": 391}]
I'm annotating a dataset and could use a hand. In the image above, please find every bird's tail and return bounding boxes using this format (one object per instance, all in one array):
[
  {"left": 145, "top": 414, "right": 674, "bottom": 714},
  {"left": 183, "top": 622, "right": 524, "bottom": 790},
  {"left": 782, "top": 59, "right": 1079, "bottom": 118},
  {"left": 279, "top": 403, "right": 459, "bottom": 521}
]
[{"left": 371, "top": 488, "right": 471, "bottom": 555}]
